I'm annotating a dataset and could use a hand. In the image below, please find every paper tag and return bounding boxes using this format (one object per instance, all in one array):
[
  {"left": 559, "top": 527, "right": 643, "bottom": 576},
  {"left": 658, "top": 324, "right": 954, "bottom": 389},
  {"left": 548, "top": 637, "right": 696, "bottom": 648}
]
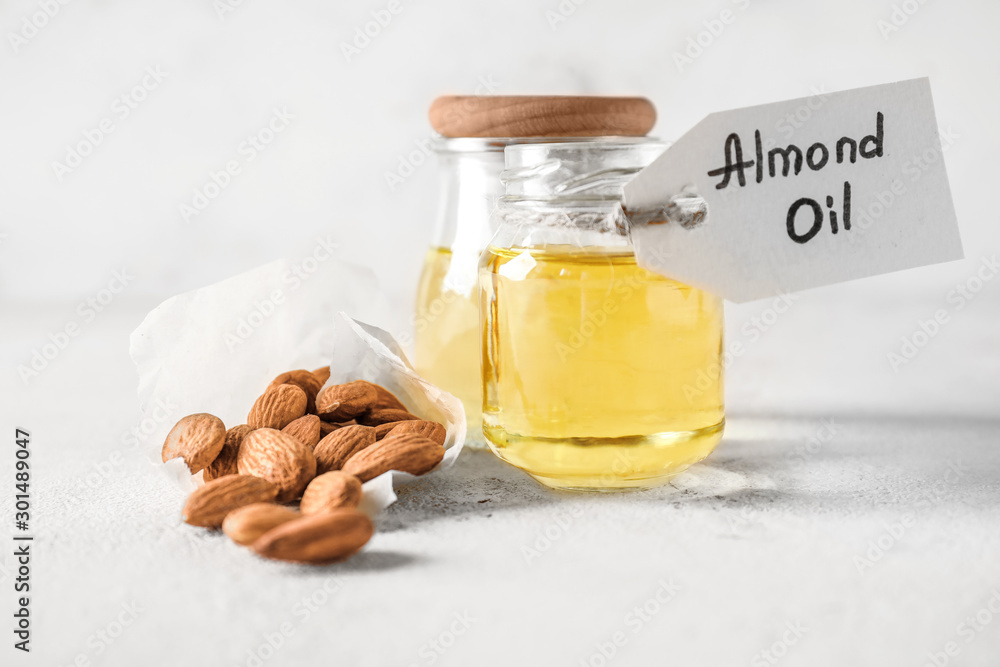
[{"left": 624, "top": 78, "right": 963, "bottom": 303}]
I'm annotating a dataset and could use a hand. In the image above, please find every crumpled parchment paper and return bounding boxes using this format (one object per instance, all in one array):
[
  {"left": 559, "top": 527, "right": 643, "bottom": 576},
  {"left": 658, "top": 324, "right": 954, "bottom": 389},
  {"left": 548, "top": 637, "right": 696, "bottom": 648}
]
[{"left": 129, "top": 257, "right": 466, "bottom": 516}]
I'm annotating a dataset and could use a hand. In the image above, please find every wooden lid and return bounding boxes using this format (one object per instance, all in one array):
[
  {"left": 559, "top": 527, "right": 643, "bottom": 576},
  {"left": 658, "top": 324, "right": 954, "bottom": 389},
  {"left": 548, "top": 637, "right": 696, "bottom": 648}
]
[{"left": 429, "top": 95, "right": 656, "bottom": 138}]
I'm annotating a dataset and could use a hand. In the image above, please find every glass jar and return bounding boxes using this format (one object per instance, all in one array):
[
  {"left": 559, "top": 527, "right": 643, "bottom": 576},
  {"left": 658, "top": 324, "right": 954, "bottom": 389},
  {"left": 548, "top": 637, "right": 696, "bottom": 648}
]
[
  {"left": 414, "top": 138, "right": 505, "bottom": 438},
  {"left": 479, "top": 140, "right": 725, "bottom": 490},
  {"left": 416, "top": 95, "right": 659, "bottom": 441},
  {"left": 414, "top": 135, "right": 644, "bottom": 439}
]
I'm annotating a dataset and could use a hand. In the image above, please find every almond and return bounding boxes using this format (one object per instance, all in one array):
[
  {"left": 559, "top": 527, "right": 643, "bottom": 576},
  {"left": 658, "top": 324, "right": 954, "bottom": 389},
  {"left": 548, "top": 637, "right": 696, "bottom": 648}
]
[
  {"left": 181, "top": 475, "right": 278, "bottom": 527},
  {"left": 300, "top": 471, "right": 363, "bottom": 515},
  {"left": 252, "top": 509, "right": 374, "bottom": 564},
  {"left": 314, "top": 425, "right": 376, "bottom": 474},
  {"left": 319, "top": 421, "right": 345, "bottom": 438},
  {"left": 358, "top": 408, "right": 420, "bottom": 426},
  {"left": 282, "top": 414, "right": 321, "bottom": 449},
  {"left": 222, "top": 502, "right": 300, "bottom": 546},
  {"left": 312, "top": 366, "right": 331, "bottom": 386},
  {"left": 270, "top": 369, "right": 323, "bottom": 414},
  {"left": 385, "top": 420, "right": 447, "bottom": 446},
  {"left": 373, "top": 421, "right": 404, "bottom": 440},
  {"left": 358, "top": 380, "right": 408, "bottom": 411},
  {"left": 316, "top": 381, "right": 377, "bottom": 422},
  {"left": 342, "top": 433, "right": 444, "bottom": 482},
  {"left": 248, "top": 384, "right": 308, "bottom": 430},
  {"left": 162, "top": 413, "right": 227, "bottom": 473},
  {"left": 237, "top": 428, "right": 317, "bottom": 502},
  {"left": 203, "top": 424, "right": 251, "bottom": 482}
]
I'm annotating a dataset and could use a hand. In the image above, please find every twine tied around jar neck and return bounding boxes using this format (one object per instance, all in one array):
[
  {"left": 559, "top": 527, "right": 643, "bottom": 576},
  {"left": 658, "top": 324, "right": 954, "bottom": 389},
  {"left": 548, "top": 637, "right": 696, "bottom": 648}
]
[
  {"left": 623, "top": 187, "right": 710, "bottom": 232},
  {"left": 495, "top": 188, "right": 710, "bottom": 237}
]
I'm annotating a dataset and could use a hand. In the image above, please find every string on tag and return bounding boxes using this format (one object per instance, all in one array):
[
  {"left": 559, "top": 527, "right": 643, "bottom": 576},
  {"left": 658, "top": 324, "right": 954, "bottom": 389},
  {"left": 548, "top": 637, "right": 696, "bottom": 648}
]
[{"left": 625, "top": 187, "right": 709, "bottom": 231}]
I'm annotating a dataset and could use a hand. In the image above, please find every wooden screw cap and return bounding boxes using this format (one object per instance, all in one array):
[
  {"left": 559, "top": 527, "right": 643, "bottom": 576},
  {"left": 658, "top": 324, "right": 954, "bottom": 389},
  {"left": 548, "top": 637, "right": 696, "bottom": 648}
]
[{"left": 428, "top": 95, "right": 656, "bottom": 138}]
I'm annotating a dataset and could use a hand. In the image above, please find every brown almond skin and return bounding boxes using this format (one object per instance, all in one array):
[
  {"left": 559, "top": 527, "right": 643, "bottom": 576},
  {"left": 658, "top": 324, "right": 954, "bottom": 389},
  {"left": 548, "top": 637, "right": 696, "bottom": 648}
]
[
  {"left": 252, "top": 509, "right": 374, "bottom": 564},
  {"left": 282, "top": 414, "right": 321, "bottom": 449},
  {"left": 358, "top": 380, "right": 408, "bottom": 411},
  {"left": 385, "top": 420, "right": 447, "bottom": 446},
  {"left": 248, "top": 384, "right": 308, "bottom": 430},
  {"left": 223, "top": 502, "right": 300, "bottom": 546},
  {"left": 314, "top": 425, "right": 376, "bottom": 474},
  {"left": 237, "top": 429, "right": 317, "bottom": 503},
  {"left": 374, "top": 421, "right": 404, "bottom": 440},
  {"left": 316, "top": 381, "right": 378, "bottom": 422},
  {"left": 312, "top": 366, "right": 331, "bottom": 386},
  {"left": 204, "top": 424, "right": 251, "bottom": 482},
  {"left": 162, "top": 413, "right": 226, "bottom": 474},
  {"left": 182, "top": 475, "right": 279, "bottom": 528},
  {"left": 358, "top": 408, "right": 420, "bottom": 427},
  {"left": 342, "top": 434, "right": 444, "bottom": 482},
  {"left": 270, "top": 369, "right": 323, "bottom": 414},
  {"left": 300, "top": 471, "right": 363, "bottom": 515},
  {"left": 319, "top": 421, "right": 345, "bottom": 438}
]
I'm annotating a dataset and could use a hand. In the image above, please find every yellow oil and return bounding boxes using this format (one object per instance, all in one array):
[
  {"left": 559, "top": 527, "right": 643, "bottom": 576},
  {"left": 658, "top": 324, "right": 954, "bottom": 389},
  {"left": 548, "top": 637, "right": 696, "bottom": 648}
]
[
  {"left": 480, "top": 244, "right": 725, "bottom": 490},
  {"left": 414, "top": 247, "right": 483, "bottom": 433}
]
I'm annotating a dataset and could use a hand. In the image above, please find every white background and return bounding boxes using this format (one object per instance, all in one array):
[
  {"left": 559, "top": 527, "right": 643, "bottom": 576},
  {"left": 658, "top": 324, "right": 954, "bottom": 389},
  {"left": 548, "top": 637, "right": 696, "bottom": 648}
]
[
  {"left": 3, "top": 0, "right": 998, "bottom": 416},
  {"left": 2, "top": 1, "right": 999, "bottom": 666}
]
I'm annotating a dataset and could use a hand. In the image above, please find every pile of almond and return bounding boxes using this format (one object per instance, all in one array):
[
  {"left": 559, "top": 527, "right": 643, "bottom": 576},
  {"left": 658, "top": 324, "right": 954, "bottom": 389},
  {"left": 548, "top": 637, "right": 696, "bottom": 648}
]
[{"left": 161, "top": 368, "right": 447, "bottom": 565}]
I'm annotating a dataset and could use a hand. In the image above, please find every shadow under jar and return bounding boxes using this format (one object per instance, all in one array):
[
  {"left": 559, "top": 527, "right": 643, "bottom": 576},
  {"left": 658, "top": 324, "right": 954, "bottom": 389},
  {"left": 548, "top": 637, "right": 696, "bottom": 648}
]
[{"left": 479, "top": 140, "right": 725, "bottom": 491}]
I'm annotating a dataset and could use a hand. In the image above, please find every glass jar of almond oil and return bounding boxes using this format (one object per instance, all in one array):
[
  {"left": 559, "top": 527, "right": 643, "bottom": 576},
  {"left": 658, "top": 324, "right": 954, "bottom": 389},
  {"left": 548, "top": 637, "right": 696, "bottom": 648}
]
[
  {"left": 480, "top": 140, "right": 725, "bottom": 490},
  {"left": 416, "top": 96, "right": 659, "bottom": 442}
]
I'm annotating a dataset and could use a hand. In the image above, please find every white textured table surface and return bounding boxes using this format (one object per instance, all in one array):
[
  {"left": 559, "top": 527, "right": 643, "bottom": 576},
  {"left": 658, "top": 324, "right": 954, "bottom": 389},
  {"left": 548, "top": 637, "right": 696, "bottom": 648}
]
[{"left": 4, "top": 300, "right": 1000, "bottom": 667}]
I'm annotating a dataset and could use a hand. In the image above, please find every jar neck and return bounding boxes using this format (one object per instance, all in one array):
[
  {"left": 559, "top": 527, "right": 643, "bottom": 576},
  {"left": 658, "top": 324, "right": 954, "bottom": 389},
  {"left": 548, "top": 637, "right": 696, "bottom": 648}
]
[
  {"left": 494, "top": 140, "right": 665, "bottom": 239},
  {"left": 431, "top": 147, "right": 506, "bottom": 252}
]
